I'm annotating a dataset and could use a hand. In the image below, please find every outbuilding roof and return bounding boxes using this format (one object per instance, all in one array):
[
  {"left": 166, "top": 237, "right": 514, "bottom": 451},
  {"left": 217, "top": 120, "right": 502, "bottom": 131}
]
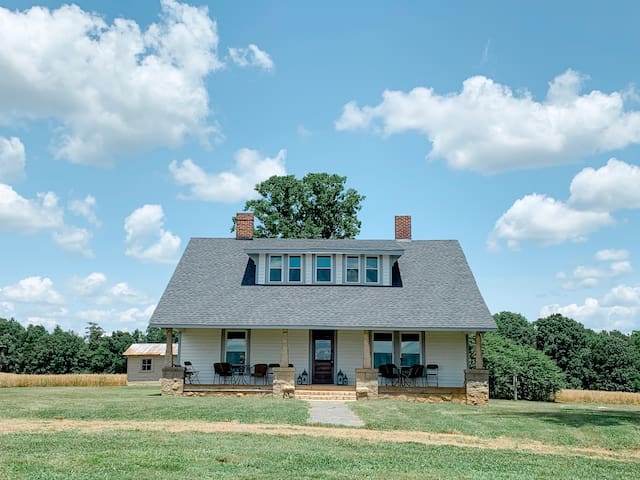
[
  {"left": 149, "top": 237, "right": 496, "bottom": 331},
  {"left": 123, "top": 343, "right": 178, "bottom": 356}
]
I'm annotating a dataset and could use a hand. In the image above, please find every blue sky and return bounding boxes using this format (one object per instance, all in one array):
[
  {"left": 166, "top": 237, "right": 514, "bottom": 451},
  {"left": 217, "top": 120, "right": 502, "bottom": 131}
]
[{"left": 1, "top": 0, "right": 640, "bottom": 334}]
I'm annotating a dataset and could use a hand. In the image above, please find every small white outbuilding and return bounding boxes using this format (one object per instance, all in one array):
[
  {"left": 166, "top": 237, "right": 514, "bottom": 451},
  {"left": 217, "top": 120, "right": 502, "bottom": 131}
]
[{"left": 123, "top": 343, "right": 178, "bottom": 385}]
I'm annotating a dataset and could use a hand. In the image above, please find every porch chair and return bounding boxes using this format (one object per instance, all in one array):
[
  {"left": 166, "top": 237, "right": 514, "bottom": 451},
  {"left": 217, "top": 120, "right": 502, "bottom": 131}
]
[
  {"left": 183, "top": 361, "right": 200, "bottom": 384},
  {"left": 378, "top": 363, "right": 400, "bottom": 386},
  {"left": 251, "top": 363, "right": 268, "bottom": 384},
  {"left": 425, "top": 364, "right": 439, "bottom": 387},
  {"left": 213, "top": 362, "right": 233, "bottom": 384},
  {"left": 406, "top": 364, "right": 424, "bottom": 386}
]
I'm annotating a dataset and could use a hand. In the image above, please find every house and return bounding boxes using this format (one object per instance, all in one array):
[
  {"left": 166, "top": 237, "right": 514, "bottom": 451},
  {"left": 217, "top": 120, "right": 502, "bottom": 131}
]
[
  {"left": 123, "top": 343, "right": 177, "bottom": 385},
  {"left": 150, "top": 214, "right": 495, "bottom": 404}
]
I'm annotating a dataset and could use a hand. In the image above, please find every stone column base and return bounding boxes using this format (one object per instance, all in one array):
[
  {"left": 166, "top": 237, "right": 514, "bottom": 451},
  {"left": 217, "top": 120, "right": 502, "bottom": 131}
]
[
  {"left": 465, "top": 369, "right": 489, "bottom": 405},
  {"left": 355, "top": 368, "right": 379, "bottom": 400},
  {"left": 161, "top": 366, "right": 185, "bottom": 396},
  {"left": 272, "top": 367, "right": 295, "bottom": 398}
]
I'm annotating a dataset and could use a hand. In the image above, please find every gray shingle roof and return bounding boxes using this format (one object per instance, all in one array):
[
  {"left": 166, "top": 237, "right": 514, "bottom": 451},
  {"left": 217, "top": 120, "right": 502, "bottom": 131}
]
[{"left": 149, "top": 238, "right": 496, "bottom": 331}]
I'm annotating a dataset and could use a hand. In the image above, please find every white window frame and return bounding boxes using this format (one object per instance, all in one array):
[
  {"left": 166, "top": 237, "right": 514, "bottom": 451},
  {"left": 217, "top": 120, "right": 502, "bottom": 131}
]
[
  {"left": 365, "top": 256, "right": 380, "bottom": 284},
  {"left": 345, "top": 255, "right": 360, "bottom": 283},
  {"left": 268, "top": 255, "right": 283, "bottom": 283},
  {"left": 225, "top": 330, "right": 248, "bottom": 365},
  {"left": 372, "top": 331, "right": 394, "bottom": 368},
  {"left": 315, "top": 255, "right": 333, "bottom": 283},
  {"left": 399, "top": 332, "right": 421, "bottom": 367},
  {"left": 288, "top": 255, "right": 302, "bottom": 283}
]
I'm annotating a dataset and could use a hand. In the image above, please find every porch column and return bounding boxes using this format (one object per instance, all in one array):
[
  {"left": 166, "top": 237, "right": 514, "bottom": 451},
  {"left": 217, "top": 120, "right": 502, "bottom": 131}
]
[
  {"left": 280, "top": 329, "right": 289, "bottom": 367},
  {"left": 475, "top": 331, "right": 483, "bottom": 369},
  {"left": 164, "top": 328, "right": 173, "bottom": 367},
  {"left": 362, "top": 330, "right": 372, "bottom": 368}
]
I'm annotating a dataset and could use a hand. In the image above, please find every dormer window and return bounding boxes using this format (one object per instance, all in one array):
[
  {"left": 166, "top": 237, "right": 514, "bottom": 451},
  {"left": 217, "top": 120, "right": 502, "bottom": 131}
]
[
  {"left": 269, "top": 255, "right": 283, "bottom": 282},
  {"left": 288, "top": 256, "right": 302, "bottom": 282},
  {"left": 366, "top": 256, "right": 379, "bottom": 283},
  {"left": 316, "top": 256, "right": 332, "bottom": 282},
  {"left": 346, "top": 256, "right": 360, "bottom": 283}
]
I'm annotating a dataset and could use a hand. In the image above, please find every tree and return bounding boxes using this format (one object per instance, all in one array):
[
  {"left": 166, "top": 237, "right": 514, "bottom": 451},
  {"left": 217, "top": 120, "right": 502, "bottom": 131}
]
[
  {"left": 233, "top": 173, "right": 365, "bottom": 239},
  {"left": 588, "top": 331, "right": 640, "bottom": 392},
  {"left": 483, "top": 333, "right": 565, "bottom": 401},
  {"left": 0, "top": 317, "right": 25, "bottom": 373},
  {"left": 493, "top": 311, "right": 536, "bottom": 348}
]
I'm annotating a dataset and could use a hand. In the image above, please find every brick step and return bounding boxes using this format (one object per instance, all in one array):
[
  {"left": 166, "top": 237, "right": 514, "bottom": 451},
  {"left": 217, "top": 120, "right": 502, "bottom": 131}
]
[{"left": 295, "top": 390, "right": 357, "bottom": 401}]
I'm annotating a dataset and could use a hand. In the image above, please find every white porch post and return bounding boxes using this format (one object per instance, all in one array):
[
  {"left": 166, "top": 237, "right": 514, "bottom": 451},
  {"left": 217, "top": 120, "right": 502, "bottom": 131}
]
[
  {"left": 475, "top": 331, "right": 483, "bottom": 369},
  {"left": 362, "top": 330, "right": 372, "bottom": 368},
  {"left": 164, "top": 328, "right": 173, "bottom": 367},
  {"left": 280, "top": 329, "right": 289, "bottom": 367}
]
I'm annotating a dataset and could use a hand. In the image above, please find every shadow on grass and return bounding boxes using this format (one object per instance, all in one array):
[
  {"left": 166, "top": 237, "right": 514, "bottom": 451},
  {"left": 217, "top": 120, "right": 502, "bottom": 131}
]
[{"left": 488, "top": 408, "right": 640, "bottom": 428}]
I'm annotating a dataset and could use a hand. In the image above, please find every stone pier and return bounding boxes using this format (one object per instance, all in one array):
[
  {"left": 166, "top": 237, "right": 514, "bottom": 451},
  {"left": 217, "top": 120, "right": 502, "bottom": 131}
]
[
  {"left": 355, "top": 368, "right": 379, "bottom": 400},
  {"left": 161, "top": 366, "right": 185, "bottom": 396},
  {"left": 272, "top": 367, "right": 295, "bottom": 398},
  {"left": 465, "top": 369, "right": 489, "bottom": 405}
]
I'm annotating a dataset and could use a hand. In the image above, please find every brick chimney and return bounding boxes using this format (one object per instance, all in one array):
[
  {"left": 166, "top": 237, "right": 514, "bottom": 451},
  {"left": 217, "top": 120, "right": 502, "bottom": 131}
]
[
  {"left": 236, "top": 212, "right": 254, "bottom": 240},
  {"left": 395, "top": 215, "right": 411, "bottom": 240}
]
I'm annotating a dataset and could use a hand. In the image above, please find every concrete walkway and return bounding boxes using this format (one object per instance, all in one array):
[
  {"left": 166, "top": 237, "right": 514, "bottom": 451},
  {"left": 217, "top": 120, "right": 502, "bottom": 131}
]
[{"left": 307, "top": 401, "right": 364, "bottom": 427}]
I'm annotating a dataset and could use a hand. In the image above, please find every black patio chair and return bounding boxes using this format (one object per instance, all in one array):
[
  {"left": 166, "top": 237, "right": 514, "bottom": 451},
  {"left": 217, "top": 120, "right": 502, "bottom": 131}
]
[
  {"left": 378, "top": 363, "right": 400, "bottom": 386},
  {"left": 213, "top": 362, "right": 233, "bottom": 384},
  {"left": 406, "top": 364, "right": 424, "bottom": 386},
  {"left": 251, "top": 363, "right": 268, "bottom": 384},
  {"left": 183, "top": 361, "right": 200, "bottom": 384}
]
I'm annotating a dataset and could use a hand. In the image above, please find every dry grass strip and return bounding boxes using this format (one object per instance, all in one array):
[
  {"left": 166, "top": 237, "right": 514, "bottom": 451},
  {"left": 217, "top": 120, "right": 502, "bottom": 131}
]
[
  {"left": 0, "top": 373, "right": 126, "bottom": 388},
  {"left": 1, "top": 419, "right": 639, "bottom": 463},
  {"left": 556, "top": 389, "right": 640, "bottom": 405}
]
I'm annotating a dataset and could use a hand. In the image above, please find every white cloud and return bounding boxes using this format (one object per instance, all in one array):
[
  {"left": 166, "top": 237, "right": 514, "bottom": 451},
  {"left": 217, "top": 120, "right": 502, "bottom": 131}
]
[
  {"left": 569, "top": 158, "right": 640, "bottom": 211},
  {"left": 69, "top": 195, "right": 100, "bottom": 226},
  {"left": 336, "top": 69, "right": 640, "bottom": 173},
  {"left": 77, "top": 303, "right": 156, "bottom": 327},
  {"left": 52, "top": 226, "right": 93, "bottom": 257},
  {"left": 0, "top": 136, "right": 25, "bottom": 183},
  {"left": 0, "top": 276, "right": 64, "bottom": 304},
  {"left": 124, "top": 204, "right": 181, "bottom": 263},
  {"left": 70, "top": 272, "right": 107, "bottom": 296},
  {"left": 541, "top": 284, "right": 640, "bottom": 332},
  {"left": 0, "top": 0, "right": 222, "bottom": 165},
  {"left": 488, "top": 193, "right": 612, "bottom": 250},
  {"left": 0, "top": 301, "right": 14, "bottom": 312},
  {"left": 0, "top": 183, "right": 63, "bottom": 232},
  {"left": 595, "top": 249, "right": 629, "bottom": 261},
  {"left": 106, "top": 282, "right": 149, "bottom": 305},
  {"left": 24, "top": 316, "right": 59, "bottom": 331},
  {"left": 228, "top": 44, "right": 274, "bottom": 71},
  {"left": 169, "top": 148, "right": 286, "bottom": 203}
]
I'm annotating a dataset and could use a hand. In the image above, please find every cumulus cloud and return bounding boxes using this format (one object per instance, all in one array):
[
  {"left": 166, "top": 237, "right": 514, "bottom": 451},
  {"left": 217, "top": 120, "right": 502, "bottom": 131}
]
[
  {"left": 124, "top": 204, "right": 181, "bottom": 263},
  {"left": 0, "top": 0, "right": 222, "bottom": 165},
  {"left": 558, "top": 252, "right": 632, "bottom": 290},
  {"left": 77, "top": 303, "right": 156, "bottom": 327},
  {"left": 169, "top": 148, "right": 286, "bottom": 202},
  {"left": 490, "top": 159, "right": 640, "bottom": 249},
  {"left": 0, "top": 276, "right": 64, "bottom": 304},
  {"left": 0, "top": 184, "right": 63, "bottom": 232},
  {"left": 228, "top": 44, "right": 274, "bottom": 71},
  {"left": 595, "top": 249, "right": 629, "bottom": 261},
  {"left": 69, "top": 195, "right": 100, "bottom": 226},
  {"left": 52, "top": 226, "right": 93, "bottom": 257},
  {"left": 70, "top": 272, "right": 107, "bottom": 296},
  {"left": 336, "top": 70, "right": 640, "bottom": 173},
  {"left": 0, "top": 136, "right": 25, "bottom": 183},
  {"left": 541, "top": 284, "right": 640, "bottom": 332}
]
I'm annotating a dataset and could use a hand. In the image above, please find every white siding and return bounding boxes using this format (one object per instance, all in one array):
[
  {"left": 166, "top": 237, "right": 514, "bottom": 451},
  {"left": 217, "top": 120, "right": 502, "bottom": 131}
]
[
  {"left": 382, "top": 255, "right": 390, "bottom": 286},
  {"left": 257, "top": 254, "right": 266, "bottom": 284},
  {"left": 425, "top": 331, "right": 467, "bottom": 387},
  {"left": 179, "top": 328, "right": 222, "bottom": 384},
  {"left": 304, "top": 255, "right": 313, "bottom": 284},
  {"left": 337, "top": 330, "right": 362, "bottom": 385},
  {"left": 250, "top": 329, "right": 281, "bottom": 365},
  {"left": 335, "top": 255, "right": 343, "bottom": 284},
  {"left": 289, "top": 329, "right": 310, "bottom": 379}
]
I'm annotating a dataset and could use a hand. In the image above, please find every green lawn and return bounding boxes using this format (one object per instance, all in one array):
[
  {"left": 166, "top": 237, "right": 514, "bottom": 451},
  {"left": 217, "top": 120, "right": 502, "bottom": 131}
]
[
  {"left": 0, "top": 386, "right": 309, "bottom": 424},
  {"left": 1, "top": 430, "right": 638, "bottom": 480},
  {"left": 350, "top": 399, "right": 640, "bottom": 451}
]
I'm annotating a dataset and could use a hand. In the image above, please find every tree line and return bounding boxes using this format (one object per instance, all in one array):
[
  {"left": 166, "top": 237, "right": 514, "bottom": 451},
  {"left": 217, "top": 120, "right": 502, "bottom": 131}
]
[
  {"left": 479, "top": 312, "right": 640, "bottom": 401},
  {"left": 0, "top": 318, "right": 167, "bottom": 374}
]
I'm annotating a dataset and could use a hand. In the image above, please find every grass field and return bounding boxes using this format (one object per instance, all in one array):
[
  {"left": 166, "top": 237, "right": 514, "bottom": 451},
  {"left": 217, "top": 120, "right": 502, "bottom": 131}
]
[
  {"left": 556, "top": 389, "right": 640, "bottom": 405},
  {"left": 0, "top": 372, "right": 126, "bottom": 387},
  {"left": 0, "top": 387, "right": 638, "bottom": 479}
]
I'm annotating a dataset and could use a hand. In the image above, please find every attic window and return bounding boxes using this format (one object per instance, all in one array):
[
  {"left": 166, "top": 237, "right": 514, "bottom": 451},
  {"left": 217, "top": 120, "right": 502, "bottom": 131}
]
[
  {"left": 346, "top": 256, "right": 359, "bottom": 283},
  {"left": 366, "top": 256, "right": 379, "bottom": 283},
  {"left": 269, "top": 255, "right": 282, "bottom": 282},
  {"left": 316, "top": 256, "right": 332, "bottom": 282},
  {"left": 288, "top": 256, "right": 302, "bottom": 282}
]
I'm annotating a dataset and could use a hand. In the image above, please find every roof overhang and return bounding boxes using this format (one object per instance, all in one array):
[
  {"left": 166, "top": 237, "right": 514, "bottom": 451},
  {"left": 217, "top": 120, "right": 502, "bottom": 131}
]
[{"left": 243, "top": 247, "right": 405, "bottom": 256}]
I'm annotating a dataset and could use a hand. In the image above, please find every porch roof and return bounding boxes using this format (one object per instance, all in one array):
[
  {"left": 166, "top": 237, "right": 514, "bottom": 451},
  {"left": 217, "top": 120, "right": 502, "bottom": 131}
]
[{"left": 150, "top": 238, "right": 496, "bottom": 331}]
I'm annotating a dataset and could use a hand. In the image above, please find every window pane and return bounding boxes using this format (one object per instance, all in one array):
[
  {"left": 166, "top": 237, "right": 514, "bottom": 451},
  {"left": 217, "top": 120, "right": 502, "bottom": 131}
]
[
  {"left": 401, "top": 333, "right": 420, "bottom": 367},
  {"left": 316, "top": 269, "right": 331, "bottom": 282},
  {"left": 346, "top": 256, "right": 359, "bottom": 268},
  {"left": 226, "top": 351, "right": 245, "bottom": 365},
  {"left": 373, "top": 332, "right": 393, "bottom": 368},
  {"left": 346, "top": 269, "right": 359, "bottom": 282},
  {"left": 316, "top": 256, "right": 331, "bottom": 268},
  {"left": 366, "top": 257, "right": 378, "bottom": 268},
  {"left": 270, "top": 269, "right": 282, "bottom": 281},
  {"left": 366, "top": 269, "right": 378, "bottom": 283},
  {"left": 374, "top": 353, "right": 392, "bottom": 368},
  {"left": 289, "top": 256, "right": 301, "bottom": 268},
  {"left": 270, "top": 256, "right": 282, "bottom": 267},
  {"left": 314, "top": 339, "right": 331, "bottom": 360},
  {"left": 289, "top": 269, "right": 301, "bottom": 282}
]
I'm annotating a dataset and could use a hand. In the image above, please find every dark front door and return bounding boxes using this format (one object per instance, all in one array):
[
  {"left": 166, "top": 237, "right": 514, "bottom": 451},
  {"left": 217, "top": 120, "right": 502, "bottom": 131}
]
[{"left": 312, "top": 330, "right": 334, "bottom": 384}]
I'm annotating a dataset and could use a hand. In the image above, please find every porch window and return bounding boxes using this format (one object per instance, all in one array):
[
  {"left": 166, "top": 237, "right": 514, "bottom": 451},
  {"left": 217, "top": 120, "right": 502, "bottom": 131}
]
[
  {"left": 346, "top": 256, "right": 360, "bottom": 283},
  {"left": 225, "top": 331, "right": 247, "bottom": 365},
  {"left": 269, "top": 255, "right": 282, "bottom": 282},
  {"left": 141, "top": 358, "right": 152, "bottom": 371},
  {"left": 316, "top": 256, "right": 332, "bottom": 282},
  {"left": 373, "top": 332, "right": 393, "bottom": 368},
  {"left": 288, "top": 256, "right": 301, "bottom": 282},
  {"left": 400, "top": 333, "right": 421, "bottom": 367},
  {"left": 366, "top": 256, "right": 379, "bottom": 283}
]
